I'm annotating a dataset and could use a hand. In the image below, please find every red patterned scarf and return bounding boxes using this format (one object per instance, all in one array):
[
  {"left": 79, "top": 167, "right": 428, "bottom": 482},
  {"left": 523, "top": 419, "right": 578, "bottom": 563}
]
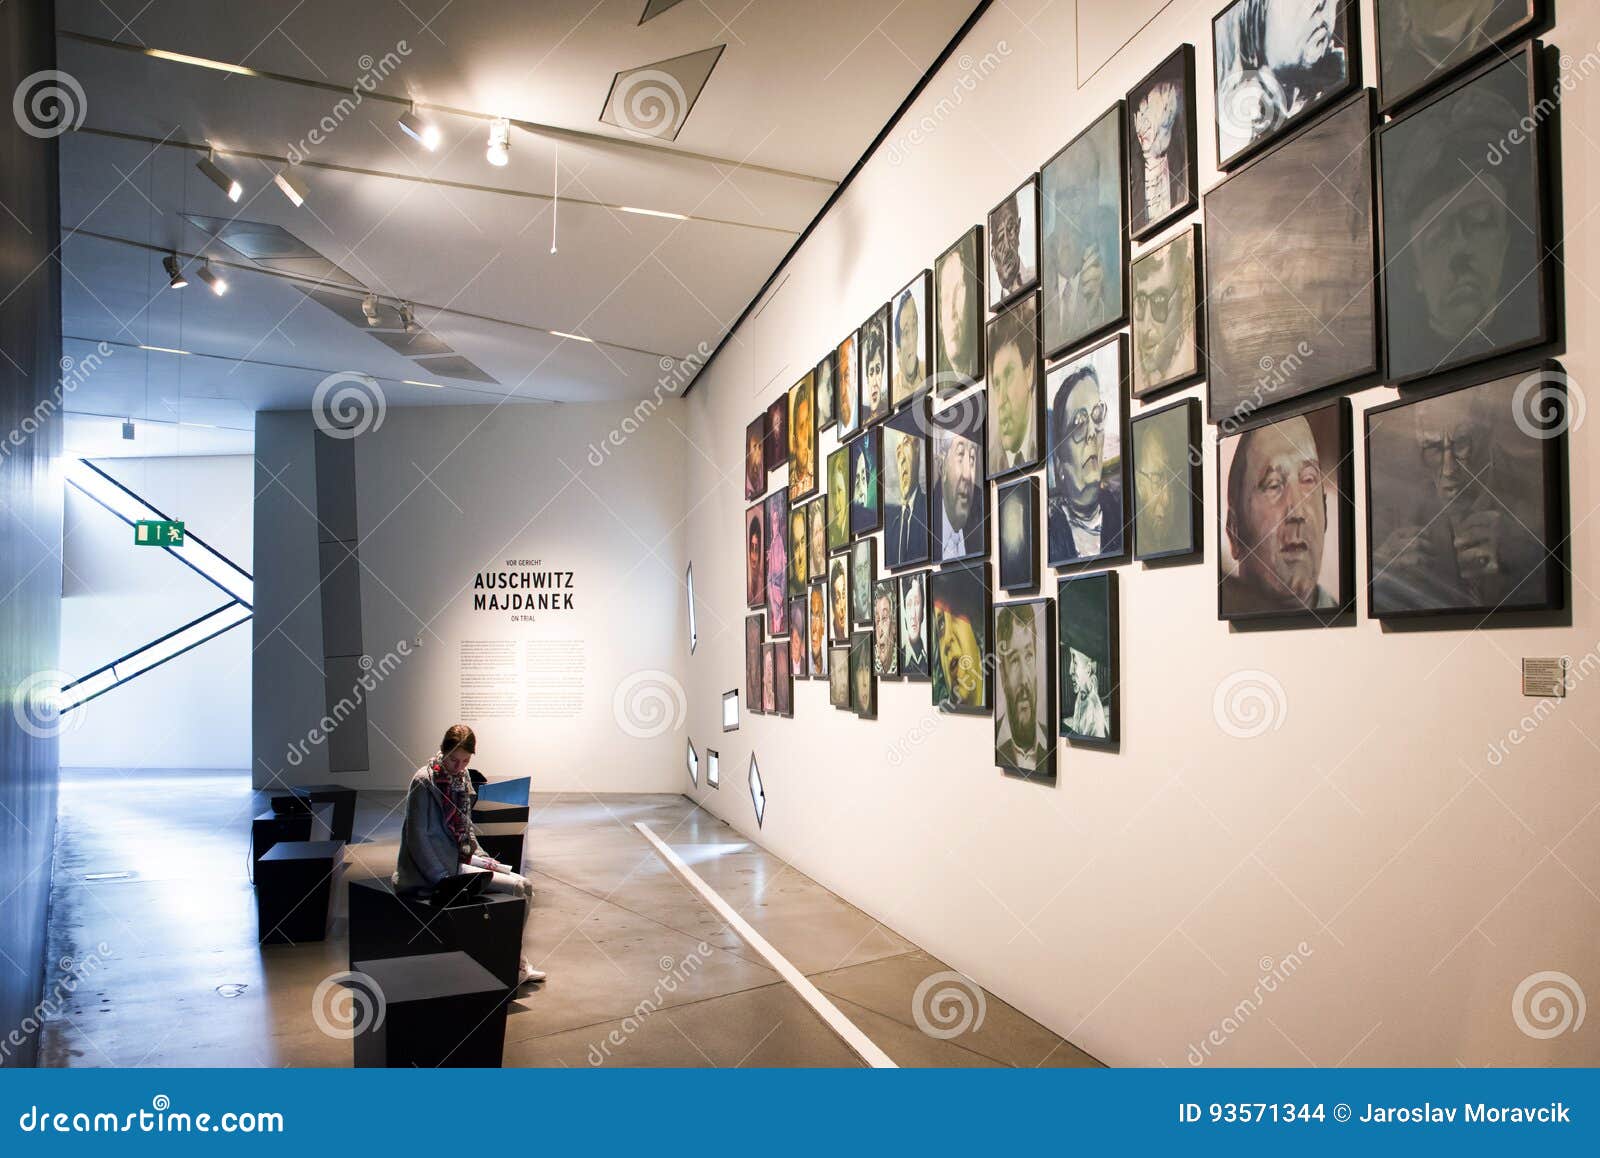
[{"left": 429, "top": 755, "right": 473, "bottom": 853}]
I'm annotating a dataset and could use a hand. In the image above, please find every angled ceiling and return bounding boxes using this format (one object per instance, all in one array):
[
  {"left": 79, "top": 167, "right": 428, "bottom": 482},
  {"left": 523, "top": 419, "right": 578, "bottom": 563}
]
[{"left": 54, "top": 0, "right": 980, "bottom": 444}]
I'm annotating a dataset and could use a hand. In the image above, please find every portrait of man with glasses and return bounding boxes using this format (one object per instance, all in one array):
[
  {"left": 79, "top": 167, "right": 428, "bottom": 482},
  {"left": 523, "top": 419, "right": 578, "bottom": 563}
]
[{"left": 1047, "top": 336, "right": 1126, "bottom": 567}]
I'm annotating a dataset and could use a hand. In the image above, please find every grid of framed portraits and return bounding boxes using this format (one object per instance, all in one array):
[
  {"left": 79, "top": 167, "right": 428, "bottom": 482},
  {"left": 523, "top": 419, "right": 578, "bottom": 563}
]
[
  {"left": 931, "top": 561, "right": 991, "bottom": 714},
  {"left": 1046, "top": 334, "right": 1126, "bottom": 568},
  {"left": 849, "top": 632, "right": 877, "bottom": 719},
  {"left": 995, "top": 598, "right": 1055, "bottom": 781},
  {"left": 1040, "top": 103, "right": 1127, "bottom": 358},
  {"left": 1217, "top": 399, "right": 1355, "bottom": 623},
  {"left": 1131, "top": 224, "right": 1203, "bottom": 399},
  {"left": 873, "top": 579, "right": 899, "bottom": 677},
  {"left": 934, "top": 226, "right": 985, "bottom": 396},
  {"left": 849, "top": 538, "right": 876, "bottom": 628},
  {"left": 1212, "top": 0, "right": 1360, "bottom": 170},
  {"left": 997, "top": 476, "right": 1040, "bottom": 593},
  {"left": 828, "top": 553, "right": 850, "bottom": 642},
  {"left": 932, "top": 393, "right": 987, "bottom": 564},
  {"left": 848, "top": 430, "right": 882, "bottom": 537},
  {"left": 1378, "top": 44, "right": 1554, "bottom": 385},
  {"left": 744, "top": 416, "right": 765, "bottom": 501},
  {"left": 858, "top": 306, "right": 891, "bottom": 428},
  {"left": 788, "top": 372, "right": 818, "bottom": 501},
  {"left": 1375, "top": 0, "right": 1544, "bottom": 113},
  {"left": 1365, "top": 365, "right": 1565, "bottom": 619},
  {"left": 836, "top": 331, "right": 860, "bottom": 439},
  {"left": 1127, "top": 45, "right": 1197, "bottom": 242},
  {"left": 987, "top": 293, "right": 1043, "bottom": 479},
  {"left": 1059, "top": 572, "right": 1118, "bottom": 746},
  {"left": 899, "top": 570, "right": 931, "bottom": 680},
  {"left": 1130, "top": 398, "right": 1202, "bottom": 562},
  {"left": 890, "top": 271, "right": 931, "bottom": 410},
  {"left": 883, "top": 405, "right": 931, "bottom": 571},
  {"left": 988, "top": 176, "right": 1038, "bottom": 312}
]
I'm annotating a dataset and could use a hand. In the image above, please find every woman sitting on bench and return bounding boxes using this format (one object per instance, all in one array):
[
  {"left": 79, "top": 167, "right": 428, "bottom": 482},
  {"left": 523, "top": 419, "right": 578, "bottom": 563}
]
[{"left": 397, "top": 723, "right": 545, "bottom": 986}]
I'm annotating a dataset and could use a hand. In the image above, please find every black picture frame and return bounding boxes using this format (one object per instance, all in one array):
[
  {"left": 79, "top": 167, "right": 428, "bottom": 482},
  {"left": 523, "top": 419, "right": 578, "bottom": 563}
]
[
  {"left": 1375, "top": 0, "right": 1545, "bottom": 114},
  {"left": 1045, "top": 332, "right": 1129, "bottom": 570},
  {"left": 1130, "top": 396, "right": 1203, "bottom": 563},
  {"left": 744, "top": 414, "right": 766, "bottom": 501},
  {"left": 872, "top": 578, "right": 900, "bottom": 679},
  {"left": 825, "top": 445, "right": 851, "bottom": 555},
  {"left": 996, "top": 476, "right": 1040, "bottom": 593},
  {"left": 986, "top": 292, "right": 1043, "bottom": 480},
  {"left": 930, "top": 560, "right": 992, "bottom": 716},
  {"left": 827, "top": 553, "right": 851, "bottom": 643},
  {"left": 1216, "top": 398, "right": 1356, "bottom": 624},
  {"left": 1058, "top": 571, "right": 1119, "bottom": 746},
  {"left": 815, "top": 346, "right": 837, "bottom": 430},
  {"left": 806, "top": 581, "right": 829, "bottom": 678},
  {"left": 1211, "top": 0, "right": 1362, "bottom": 171},
  {"left": 931, "top": 392, "right": 988, "bottom": 564},
  {"left": 1377, "top": 43, "right": 1557, "bottom": 386},
  {"left": 745, "top": 614, "right": 765, "bottom": 715},
  {"left": 805, "top": 496, "right": 828, "bottom": 581},
  {"left": 765, "top": 395, "right": 788, "bottom": 470},
  {"left": 858, "top": 304, "right": 892, "bottom": 428},
  {"left": 1131, "top": 222, "right": 1205, "bottom": 400},
  {"left": 890, "top": 269, "right": 932, "bottom": 411},
  {"left": 1040, "top": 101, "right": 1129, "bottom": 360},
  {"left": 883, "top": 402, "right": 932, "bottom": 572},
  {"left": 788, "top": 370, "right": 818, "bottom": 501},
  {"left": 835, "top": 330, "right": 861, "bottom": 439},
  {"left": 849, "top": 537, "right": 877, "bottom": 629},
  {"left": 849, "top": 631, "right": 877, "bottom": 719},
  {"left": 1127, "top": 43, "right": 1198, "bottom": 243},
  {"left": 788, "top": 595, "right": 807, "bottom": 679},
  {"left": 848, "top": 428, "right": 882, "bottom": 537},
  {"left": 987, "top": 175, "right": 1040, "bottom": 313},
  {"left": 898, "top": 569, "right": 931, "bottom": 681},
  {"left": 934, "top": 224, "right": 986, "bottom": 398},
  {"left": 829, "top": 644, "right": 852, "bottom": 710},
  {"left": 994, "top": 597, "right": 1056, "bottom": 783},
  {"left": 769, "top": 641, "right": 793, "bottom": 718},
  {"left": 764, "top": 489, "right": 790, "bottom": 636},
  {"left": 1364, "top": 361, "right": 1566, "bottom": 620},
  {"left": 745, "top": 501, "right": 765, "bottom": 610}
]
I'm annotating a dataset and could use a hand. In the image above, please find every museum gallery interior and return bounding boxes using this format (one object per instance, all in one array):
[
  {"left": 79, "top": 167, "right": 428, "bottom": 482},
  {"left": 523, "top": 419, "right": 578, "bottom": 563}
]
[{"left": 3, "top": 0, "right": 1599, "bottom": 1073}]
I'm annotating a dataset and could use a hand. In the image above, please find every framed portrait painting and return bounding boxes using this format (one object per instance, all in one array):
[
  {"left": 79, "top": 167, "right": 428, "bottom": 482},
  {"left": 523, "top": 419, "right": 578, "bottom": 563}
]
[
  {"left": 994, "top": 598, "right": 1055, "bottom": 781},
  {"left": 848, "top": 429, "right": 882, "bottom": 537},
  {"left": 1376, "top": 0, "right": 1544, "bottom": 113},
  {"left": 745, "top": 614, "right": 764, "bottom": 714},
  {"left": 828, "top": 553, "right": 851, "bottom": 643},
  {"left": 1127, "top": 45, "right": 1197, "bottom": 242},
  {"left": 931, "top": 561, "right": 991, "bottom": 715},
  {"left": 836, "top": 331, "right": 861, "bottom": 439},
  {"left": 899, "top": 570, "right": 931, "bottom": 680},
  {"left": 997, "top": 475, "right": 1040, "bottom": 593},
  {"left": 986, "top": 293, "right": 1042, "bottom": 479},
  {"left": 744, "top": 415, "right": 765, "bottom": 501},
  {"left": 807, "top": 583, "right": 830, "bottom": 676},
  {"left": 744, "top": 502, "right": 765, "bottom": 609},
  {"left": 890, "top": 270, "right": 931, "bottom": 410},
  {"left": 805, "top": 497, "right": 827, "bottom": 580},
  {"left": 849, "top": 538, "right": 876, "bottom": 629},
  {"left": 931, "top": 393, "right": 987, "bottom": 564},
  {"left": 1045, "top": 334, "right": 1127, "bottom": 569},
  {"left": 1040, "top": 103, "right": 1127, "bottom": 358},
  {"left": 882, "top": 404, "right": 931, "bottom": 572},
  {"left": 988, "top": 176, "right": 1039, "bottom": 312},
  {"left": 764, "top": 490, "right": 790, "bottom": 635},
  {"left": 934, "top": 225, "right": 985, "bottom": 397},
  {"left": 788, "top": 503, "right": 808, "bottom": 598},
  {"left": 1058, "top": 572, "right": 1118, "bottom": 745},
  {"left": 815, "top": 347, "right": 836, "bottom": 430},
  {"left": 1131, "top": 224, "right": 1203, "bottom": 399},
  {"left": 788, "top": 597, "right": 806, "bottom": 678},
  {"left": 765, "top": 395, "right": 788, "bottom": 471},
  {"left": 1130, "top": 396, "right": 1203, "bottom": 562},
  {"left": 872, "top": 578, "right": 899, "bottom": 678},
  {"left": 769, "top": 641, "right": 793, "bottom": 718},
  {"left": 826, "top": 446, "right": 851, "bottom": 554},
  {"left": 788, "top": 372, "right": 818, "bottom": 501},
  {"left": 858, "top": 305, "right": 891, "bottom": 428},
  {"left": 849, "top": 631, "right": 877, "bottom": 720},
  {"left": 829, "top": 645, "right": 851, "bottom": 709}
]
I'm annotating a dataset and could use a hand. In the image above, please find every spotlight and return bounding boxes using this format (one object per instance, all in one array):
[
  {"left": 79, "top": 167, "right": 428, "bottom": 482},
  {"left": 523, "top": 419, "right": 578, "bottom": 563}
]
[
  {"left": 163, "top": 254, "right": 188, "bottom": 289},
  {"left": 196, "top": 261, "right": 228, "bottom": 296},
  {"left": 122, "top": 420, "right": 136, "bottom": 441},
  {"left": 196, "top": 149, "right": 242, "bottom": 202},
  {"left": 361, "top": 293, "right": 381, "bottom": 327},
  {"left": 398, "top": 301, "right": 418, "bottom": 333},
  {"left": 273, "top": 165, "right": 310, "bottom": 207},
  {"left": 398, "top": 108, "right": 440, "bottom": 151},
  {"left": 486, "top": 117, "right": 511, "bottom": 167}
]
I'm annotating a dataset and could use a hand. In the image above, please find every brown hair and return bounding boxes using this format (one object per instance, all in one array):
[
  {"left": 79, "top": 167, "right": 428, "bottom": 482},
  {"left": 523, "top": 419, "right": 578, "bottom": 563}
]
[{"left": 440, "top": 724, "right": 476, "bottom": 758}]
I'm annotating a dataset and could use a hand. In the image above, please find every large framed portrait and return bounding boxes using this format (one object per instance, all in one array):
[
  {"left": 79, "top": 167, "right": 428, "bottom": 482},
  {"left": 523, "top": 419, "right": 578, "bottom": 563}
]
[
  {"left": 934, "top": 226, "right": 985, "bottom": 397},
  {"left": 1058, "top": 572, "right": 1118, "bottom": 746},
  {"left": 987, "top": 293, "right": 1042, "bottom": 479},
  {"left": 788, "top": 372, "right": 818, "bottom": 500},
  {"left": 1212, "top": 0, "right": 1360, "bottom": 170},
  {"left": 1366, "top": 365, "right": 1565, "bottom": 619},
  {"left": 1128, "top": 45, "right": 1197, "bottom": 242},
  {"left": 1379, "top": 46, "right": 1555, "bottom": 386},
  {"left": 763, "top": 489, "right": 790, "bottom": 635},
  {"left": 849, "top": 631, "right": 877, "bottom": 720},
  {"left": 745, "top": 614, "right": 765, "bottom": 714},
  {"left": 805, "top": 498, "right": 827, "bottom": 579},
  {"left": 1131, "top": 224, "right": 1203, "bottom": 399},
  {"left": 826, "top": 446, "right": 851, "bottom": 554},
  {"left": 848, "top": 429, "right": 882, "bottom": 537},
  {"left": 872, "top": 579, "right": 899, "bottom": 678},
  {"left": 1217, "top": 399, "right": 1355, "bottom": 622},
  {"left": 997, "top": 476, "right": 1040, "bottom": 593},
  {"left": 829, "top": 645, "right": 851, "bottom": 709},
  {"left": 1204, "top": 90, "right": 1378, "bottom": 425},
  {"left": 787, "top": 503, "right": 808, "bottom": 598},
  {"left": 849, "top": 538, "right": 876, "bottom": 629},
  {"left": 827, "top": 553, "right": 851, "bottom": 643},
  {"left": 1376, "top": 0, "right": 1544, "bottom": 113},
  {"left": 931, "top": 560, "right": 991, "bottom": 715},
  {"left": 788, "top": 597, "right": 806, "bottom": 678},
  {"left": 744, "top": 415, "right": 766, "bottom": 501},
  {"left": 988, "top": 176, "right": 1039, "bottom": 312},
  {"left": 1130, "top": 396, "right": 1203, "bottom": 562},
  {"left": 1046, "top": 333, "right": 1127, "bottom": 568},
  {"left": 899, "top": 570, "right": 931, "bottom": 680},
  {"left": 836, "top": 331, "right": 861, "bottom": 439},
  {"left": 858, "top": 304, "right": 891, "bottom": 427},
  {"left": 994, "top": 598, "right": 1055, "bottom": 781},
  {"left": 765, "top": 395, "right": 788, "bottom": 470},
  {"left": 807, "top": 583, "right": 829, "bottom": 677},
  {"left": 744, "top": 501, "right": 765, "bottom": 609},
  {"left": 931, "top": 393, "right": 987, "bottom": 563},
  {"left": 890, "top": 270, "right": 931, "bottom": 410},
  {"left": 815, "top": 347, "right": 836, "bottom": 430},
  {"left": 882, "top": 404, "right": 931, "bottom": 571},
  {"left": 1040, "top": 103, "right": 1127, "bottom": 358},
  {"left": 768, "top": 641, "right": 793, "bottom": 718}
]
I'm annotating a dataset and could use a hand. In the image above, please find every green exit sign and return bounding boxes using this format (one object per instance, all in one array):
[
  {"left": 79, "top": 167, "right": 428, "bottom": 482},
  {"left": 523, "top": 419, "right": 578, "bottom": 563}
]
[{"left": 135, "top": 519, "right": 185, "bottom": 546}]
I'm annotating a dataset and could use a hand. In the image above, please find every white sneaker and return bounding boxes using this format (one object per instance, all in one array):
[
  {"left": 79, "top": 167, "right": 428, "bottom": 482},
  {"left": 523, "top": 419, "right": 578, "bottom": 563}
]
[{"left": 517, "top": 962, "right": 547, "bottom": 985}]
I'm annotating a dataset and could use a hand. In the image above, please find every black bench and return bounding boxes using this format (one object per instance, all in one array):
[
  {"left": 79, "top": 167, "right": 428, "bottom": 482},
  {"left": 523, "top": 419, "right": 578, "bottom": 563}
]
[
  {"left": 347, "top": 877, "right": 525, "bottom": 988},
  {"left": 474, "top": 823, "right": 525, "bottom": 873},
  {"left": 256, "top": 840, "right": 344, "bottom": 944},
  {"left": 290, "top": 784, "right": 358, "bottom": 842},
  {"left": 350, "top": 951, "right": 508, "bottom": 1068}
]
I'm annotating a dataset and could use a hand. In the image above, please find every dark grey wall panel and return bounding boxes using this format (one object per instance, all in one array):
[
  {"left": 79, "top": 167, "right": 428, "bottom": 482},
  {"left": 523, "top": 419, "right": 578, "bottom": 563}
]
[
  {"left": 312, "top": 431, "right": 359, "bottom": 544},
  {"left": 316, "top": 539, "right": 364, "bottom": 658},
  {"left": 322, "top": 656, "right": 372, "bottom": 774}
]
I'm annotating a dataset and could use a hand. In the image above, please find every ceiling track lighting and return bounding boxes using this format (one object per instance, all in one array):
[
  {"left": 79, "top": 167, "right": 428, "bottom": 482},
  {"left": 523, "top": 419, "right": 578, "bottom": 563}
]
[
  {"left": 361, "top": 293, "right": 382, "bottom": 327},
  {"left": 162, "top": 253, "right": 188, "bottom": 289},
  {"left": 196, "top": 148, "right": 242, "bottom": 202},
  {"left": 196, "top": 260, "right": 228, "bottom": 296},
  {"left": 486, "top": 116, "right": 511, "bottom": 167},
  {"left": 399, "top": 301, "right": 418, "bottom": 333},
  {"left": 273, "top": 164, "right": 310, "bottom": 207},
  {"left": 398, "top": 106, "right": 440, "bottom": 151}
]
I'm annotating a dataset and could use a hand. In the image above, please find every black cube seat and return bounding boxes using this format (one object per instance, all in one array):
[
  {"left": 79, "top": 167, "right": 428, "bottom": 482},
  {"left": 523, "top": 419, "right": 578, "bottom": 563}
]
[
  {"left": 470, "top": 798, "right": 529, "bottom": 824},
  {"left": 256, "top": 840, "right": 344, "bottom": 944},
  {"left": 252, "top": 810, "right": 311, "bottom": 869},
  {"left": 347, "top": 877, "right": 525, "bottom": 988},
  {"left": 350, "top": 951, "right": 508, "bottom": 1068},
  {"left": 291, "top": 784, "right": 358, "bottom": 842},
  {"left": 474, "top": 823, "right": 525, "bottom": 873}
]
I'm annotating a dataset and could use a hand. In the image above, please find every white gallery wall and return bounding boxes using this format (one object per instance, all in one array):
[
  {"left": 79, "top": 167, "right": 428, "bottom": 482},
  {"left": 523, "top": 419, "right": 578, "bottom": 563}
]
[
  {"left": 60, "top": 454, "right": 254, "bottom": 770},
  {"left": 253, "top": 401, "right": 689, "bottom": 794},
  {"left": 682, "top": 0, "right": 1600, "bottom": 1065}
]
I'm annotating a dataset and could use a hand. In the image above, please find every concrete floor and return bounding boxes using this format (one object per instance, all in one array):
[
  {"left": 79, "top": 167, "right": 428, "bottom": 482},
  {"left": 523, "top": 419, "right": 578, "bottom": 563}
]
[{"left": 38, "top": 769, "right": 1099, "bottom": 1068}]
